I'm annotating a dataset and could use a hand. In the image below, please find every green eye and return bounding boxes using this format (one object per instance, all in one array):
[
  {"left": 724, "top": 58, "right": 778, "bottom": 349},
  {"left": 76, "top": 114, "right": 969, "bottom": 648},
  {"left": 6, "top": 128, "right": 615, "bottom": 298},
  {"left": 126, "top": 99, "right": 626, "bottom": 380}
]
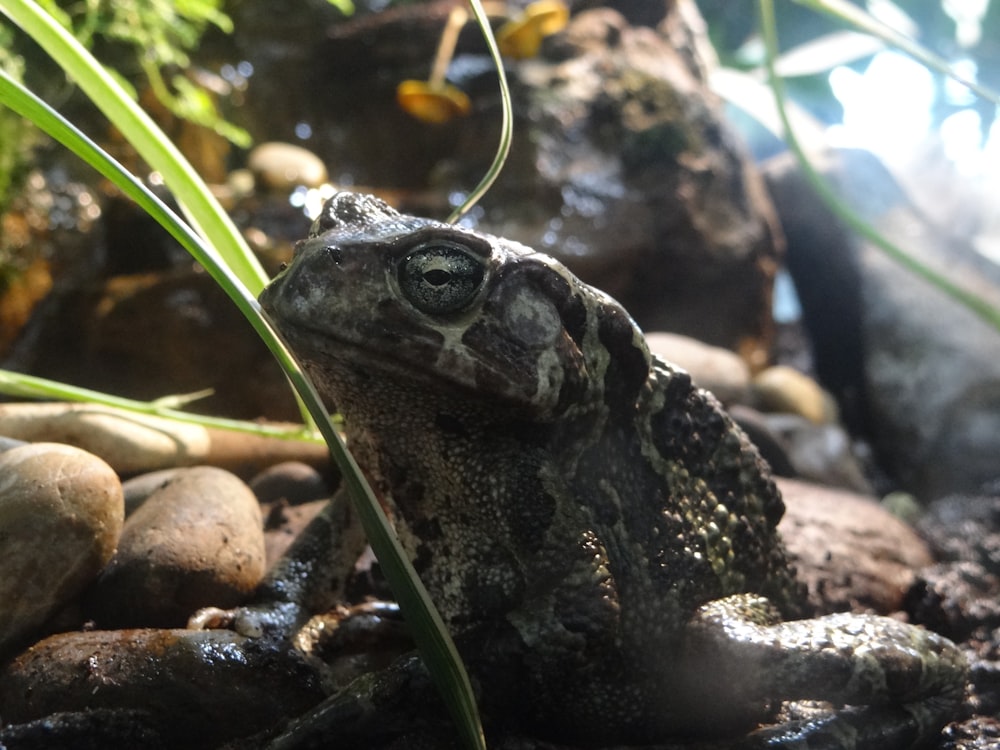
[{"left": 399, "top": 244, "right": 486, "bottom": 314}]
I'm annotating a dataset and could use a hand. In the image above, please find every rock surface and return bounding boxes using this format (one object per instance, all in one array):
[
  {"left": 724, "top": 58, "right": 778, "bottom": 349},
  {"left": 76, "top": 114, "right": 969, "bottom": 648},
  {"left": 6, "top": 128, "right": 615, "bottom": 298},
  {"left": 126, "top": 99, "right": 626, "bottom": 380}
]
[
  {"left": 249, "top": 460, "right": 334, "bottom": 505},
  {"left": 87, "top": 466, "right": 266, "bottom": 627},
  {"left": 761, "top": 413, "right": 873, "bottom": 494},
  {"left": 766, "top": 148, "right": 1000, "bottom": 499},
  {"left": 0, "top": 443, "right": 123, "bottom": 656},
  {"left": 751, "top": 365, "right": 836, "bottom": 425},
  {"left": 0, "top": 628, "right": 325, "bottom": 748},
  {"left": 777, "top": 477, "right": 932, "bottom": 615}
]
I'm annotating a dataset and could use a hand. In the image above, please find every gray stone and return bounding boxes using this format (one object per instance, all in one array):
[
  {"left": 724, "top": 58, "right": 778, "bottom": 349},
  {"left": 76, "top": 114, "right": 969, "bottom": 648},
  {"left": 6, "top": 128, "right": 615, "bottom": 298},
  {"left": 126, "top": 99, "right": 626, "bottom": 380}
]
[
  {"left": 763, "top": 413, "right": 873, "bottom": 495},
  {"left": 766, "top": 149, "right": 1000, "bottom": 499}
]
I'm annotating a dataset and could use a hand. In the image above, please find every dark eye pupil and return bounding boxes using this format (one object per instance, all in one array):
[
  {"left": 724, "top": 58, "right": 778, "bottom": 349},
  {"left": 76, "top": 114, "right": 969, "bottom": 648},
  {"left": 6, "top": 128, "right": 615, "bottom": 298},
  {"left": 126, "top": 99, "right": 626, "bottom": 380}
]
[
  {"left": 399, "top": 244, "right": 485, "bottom": 314},
  {"left": 423, "top": 268, "right": 453, "bottom": 286}
]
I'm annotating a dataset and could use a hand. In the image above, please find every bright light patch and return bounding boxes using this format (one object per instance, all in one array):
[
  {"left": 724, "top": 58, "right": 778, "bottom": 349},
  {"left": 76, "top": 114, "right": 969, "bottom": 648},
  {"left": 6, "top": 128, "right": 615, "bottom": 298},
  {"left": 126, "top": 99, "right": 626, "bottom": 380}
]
[
  {"left": 827, "top": 51, "right": 934, "bottom": 164},
  {"left": 940, "top": 108, "right": 983, "bottom": 174}
]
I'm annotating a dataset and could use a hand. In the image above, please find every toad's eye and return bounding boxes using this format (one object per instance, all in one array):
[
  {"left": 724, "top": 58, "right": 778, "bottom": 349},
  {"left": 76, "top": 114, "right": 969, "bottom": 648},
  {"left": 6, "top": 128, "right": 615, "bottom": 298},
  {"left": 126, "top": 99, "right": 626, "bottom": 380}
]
[{"left": 399, "top": 243, "right": 486, "bottom": 315}]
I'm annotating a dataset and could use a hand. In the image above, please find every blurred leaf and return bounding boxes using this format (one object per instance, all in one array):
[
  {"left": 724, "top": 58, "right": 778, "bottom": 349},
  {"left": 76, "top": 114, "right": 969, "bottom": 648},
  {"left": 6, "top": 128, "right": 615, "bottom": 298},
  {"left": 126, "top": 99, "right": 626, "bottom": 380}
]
[
  {"left": 773, "top": 29, "right": 883, "bottom": 76},
  {"left": 792, "top": 0, "right": 999, "bottom": 105},
  {"left": 325, "top": 0, "right": 355, "bottom": 15}
]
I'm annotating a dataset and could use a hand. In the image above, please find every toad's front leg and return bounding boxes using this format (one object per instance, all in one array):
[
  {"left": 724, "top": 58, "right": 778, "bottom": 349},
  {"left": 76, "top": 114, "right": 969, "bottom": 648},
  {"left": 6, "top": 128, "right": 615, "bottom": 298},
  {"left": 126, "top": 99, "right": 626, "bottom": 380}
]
[
  {"left": 190, "top": 492, "right": 368, "bottom": 640},
  {"left": 681, "top": 594, "right": 968, "bottom": 749}
]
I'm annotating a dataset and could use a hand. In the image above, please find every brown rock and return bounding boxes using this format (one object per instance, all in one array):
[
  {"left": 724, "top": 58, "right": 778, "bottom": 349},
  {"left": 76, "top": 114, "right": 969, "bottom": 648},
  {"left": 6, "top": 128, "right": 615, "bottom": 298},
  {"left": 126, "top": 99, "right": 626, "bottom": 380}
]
[
  {"left": 0, "top": 443, "right": 123, "bottom": 656},
  {"left": 88, "top": 467, "right": 265, "bottom": 627},
  {"left": 249, "top": 460, "right": 333, "bottom": 505},
  {"left": 263, "top": 498, "right": 328, "bottom": 570},
  {"left": 777, "top": 477, "right": 933, "bottom": 615}
]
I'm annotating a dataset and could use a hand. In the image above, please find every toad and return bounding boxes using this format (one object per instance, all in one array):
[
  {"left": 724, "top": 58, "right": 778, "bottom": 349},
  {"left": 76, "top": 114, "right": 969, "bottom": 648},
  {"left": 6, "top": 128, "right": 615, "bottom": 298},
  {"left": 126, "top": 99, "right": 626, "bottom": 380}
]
[{"left": 258, "top": 192, "right": 966, "bottom": 747}]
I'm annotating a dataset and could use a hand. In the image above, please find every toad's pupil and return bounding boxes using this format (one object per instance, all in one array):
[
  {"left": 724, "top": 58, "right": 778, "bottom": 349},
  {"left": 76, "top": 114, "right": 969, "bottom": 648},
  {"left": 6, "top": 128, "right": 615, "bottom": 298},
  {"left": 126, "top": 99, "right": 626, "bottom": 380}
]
[{"left": 424, "top": 269, "right": 452, "bottom": 286}]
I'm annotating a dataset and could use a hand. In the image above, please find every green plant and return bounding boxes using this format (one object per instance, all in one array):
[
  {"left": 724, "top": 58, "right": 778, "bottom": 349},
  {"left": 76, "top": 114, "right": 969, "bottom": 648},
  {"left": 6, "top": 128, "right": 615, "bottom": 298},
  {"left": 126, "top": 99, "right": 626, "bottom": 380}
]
[
  {"left": 0, "top": 22, "right": 32, "bottom": 214},
  {"left": 37, "top": 0, "right": 250, "bottom": 146}
]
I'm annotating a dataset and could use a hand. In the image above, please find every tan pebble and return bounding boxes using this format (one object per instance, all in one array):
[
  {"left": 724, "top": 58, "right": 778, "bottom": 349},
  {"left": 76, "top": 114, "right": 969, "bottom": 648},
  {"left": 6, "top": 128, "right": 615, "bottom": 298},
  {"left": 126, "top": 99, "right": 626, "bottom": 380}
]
[
  {"left": 0, "top": 443, "right": 123, "bottom": 655},
  {"left": 88, "top": 466, "right": 265, "bottom": 627},
  {"left": 752, "top": 365, "right": 836, "bottom": 424},
  {"left": 248, "top": 142, "right": 328, "bottom": 191},
  {"left": 0, "top": 403, "right": 210, "bottom": 474}
]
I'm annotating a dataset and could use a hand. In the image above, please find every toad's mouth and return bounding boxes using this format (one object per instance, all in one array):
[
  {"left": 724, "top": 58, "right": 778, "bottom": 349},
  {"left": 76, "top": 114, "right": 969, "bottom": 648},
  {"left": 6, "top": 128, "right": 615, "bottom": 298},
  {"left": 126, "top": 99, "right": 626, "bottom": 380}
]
[
  {"left": 270, "top": 315, "right": 536, "bottom": 410},
  {"left": 270, "top": 312, "right": 564, "bottom": 421}
]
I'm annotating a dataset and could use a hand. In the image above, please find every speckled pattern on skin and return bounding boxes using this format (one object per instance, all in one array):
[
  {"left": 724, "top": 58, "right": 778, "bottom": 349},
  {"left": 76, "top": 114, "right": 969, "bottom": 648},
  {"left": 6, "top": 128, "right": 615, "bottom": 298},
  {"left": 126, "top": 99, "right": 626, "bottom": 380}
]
[{"left": 260, "top": 192, "right": 968, "bottom": 748}]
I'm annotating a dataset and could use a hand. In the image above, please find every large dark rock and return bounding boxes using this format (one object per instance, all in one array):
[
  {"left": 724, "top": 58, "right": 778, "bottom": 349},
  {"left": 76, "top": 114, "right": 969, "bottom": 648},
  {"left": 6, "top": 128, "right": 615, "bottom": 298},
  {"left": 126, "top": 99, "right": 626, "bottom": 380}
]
[
  {"left": 766, "top": 149, "right": 1000, "bottom": 499},
  {"left": 228, "top": 0, "right": 782, "bottom": 359}
]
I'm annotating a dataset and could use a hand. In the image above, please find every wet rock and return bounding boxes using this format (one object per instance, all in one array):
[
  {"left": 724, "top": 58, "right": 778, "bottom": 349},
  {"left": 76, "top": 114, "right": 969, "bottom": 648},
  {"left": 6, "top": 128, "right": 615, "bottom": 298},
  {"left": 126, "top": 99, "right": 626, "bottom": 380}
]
[
  {"left": 0, "top": 628, "right": 325, "bottom": 748},
  {"left": 88, "top": 467, "right": 266, "bottom": 628},
  {"left": 0, "top": 402, "right": 329, "bottom": 477},
  {"left": 766, "top": 148, "right": 1000, "bottom": 498},
  {"left": 249, "top": 460, "right": 334, "bottom": 505},
  {"left": 248, "top": 141, "right": 329, "bottom": 191},
  {"left": 905, "top": 562, "right": 1000, "bottom": 642},
  {"left": 0, "top": 708, "right": 167, "bottom": 750},
  {"left": 907, "top": 490, "right": 1000, "bottom": 640},
  {"left": 940, "top": 716, "right": 1000, "bottom": 750},
  {"left": 483, "top": 8, "right": 782, "bottom": 358},
  {"left": 0, "top": 443, "right": 123, "bottom": 656},
  {"left": 777, "top": 478, "right": 932, "bottom": 615},
  {"left": 645, "top": 332, "right": 750, "bottom": 405},
  {"left": 907, "top": 489, "right": 1000, "bottom": 733},
  {"left": 288, "top": 4, "right": 782, "bottom": 357},
  {"left": 751, "top": 365, "right": 836, "bottom": 424}
]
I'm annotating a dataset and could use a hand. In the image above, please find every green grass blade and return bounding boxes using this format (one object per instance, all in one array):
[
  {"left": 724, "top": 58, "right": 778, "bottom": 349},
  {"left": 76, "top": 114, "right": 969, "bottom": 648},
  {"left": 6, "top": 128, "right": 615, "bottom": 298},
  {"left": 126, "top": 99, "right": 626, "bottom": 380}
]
[
  {"left": 446, "top": 0, "right": 512, "bottom": 224},
  {"left": 0, "top": 368, "right": 322, "bottom": 441},
  {"left": 0, "top": 0, "right": 269, "bottom": 293}
]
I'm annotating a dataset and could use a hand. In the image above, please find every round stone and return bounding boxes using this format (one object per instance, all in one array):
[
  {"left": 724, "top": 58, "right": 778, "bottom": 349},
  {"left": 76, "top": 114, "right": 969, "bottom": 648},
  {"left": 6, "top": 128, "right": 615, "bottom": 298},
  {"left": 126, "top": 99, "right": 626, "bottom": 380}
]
[
  {"left": 0, "top": 443, "right": 123, "bottom": 655},
  {"left": 248, "top": 142, "right": 328, "bottom": 191},
  {"left": 752, "top": 365, "right": 836, "bottom": 424},
  {"left": 88, "top": 466, "right": 265, "bottom": 627}
]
